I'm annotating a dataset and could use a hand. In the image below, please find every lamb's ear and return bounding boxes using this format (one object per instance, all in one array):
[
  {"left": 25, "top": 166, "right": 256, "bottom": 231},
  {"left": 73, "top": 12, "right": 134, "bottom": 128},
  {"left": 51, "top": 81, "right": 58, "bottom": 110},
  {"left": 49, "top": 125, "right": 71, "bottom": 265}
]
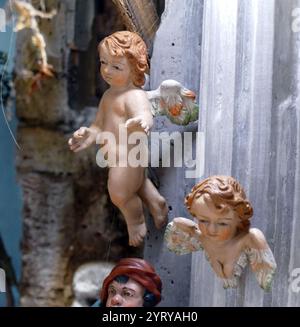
[{"left": 146, "top": 79, "right": 200, "bottom": 126}]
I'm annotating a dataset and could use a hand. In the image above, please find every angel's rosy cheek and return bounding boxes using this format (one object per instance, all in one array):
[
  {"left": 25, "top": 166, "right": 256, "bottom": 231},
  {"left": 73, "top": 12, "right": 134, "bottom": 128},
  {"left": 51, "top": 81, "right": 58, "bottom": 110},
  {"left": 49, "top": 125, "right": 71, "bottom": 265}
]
[{"left": 219, "top": 228, "right": 232, "bottom": 240}]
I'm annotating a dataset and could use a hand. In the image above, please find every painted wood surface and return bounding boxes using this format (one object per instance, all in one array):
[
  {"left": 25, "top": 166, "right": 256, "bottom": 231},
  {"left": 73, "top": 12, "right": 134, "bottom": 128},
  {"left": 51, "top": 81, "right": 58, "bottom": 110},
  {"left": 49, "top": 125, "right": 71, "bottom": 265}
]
[
  {"left": 147, "top": 0, "right": 300, "bottom": 307},
  {"left": 190, "top": 0, "right": 300, "bottom": 307}
]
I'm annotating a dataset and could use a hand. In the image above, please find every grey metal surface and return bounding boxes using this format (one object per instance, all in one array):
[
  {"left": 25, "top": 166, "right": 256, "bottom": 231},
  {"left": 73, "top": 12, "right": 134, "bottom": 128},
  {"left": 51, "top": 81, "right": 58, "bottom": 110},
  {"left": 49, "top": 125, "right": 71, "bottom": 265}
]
[
  {"left": 191, "top": 0, "right": 300, "bottom": 307},
  {"left": 144, "top": 0, "right": 203, "bottom": 307}
]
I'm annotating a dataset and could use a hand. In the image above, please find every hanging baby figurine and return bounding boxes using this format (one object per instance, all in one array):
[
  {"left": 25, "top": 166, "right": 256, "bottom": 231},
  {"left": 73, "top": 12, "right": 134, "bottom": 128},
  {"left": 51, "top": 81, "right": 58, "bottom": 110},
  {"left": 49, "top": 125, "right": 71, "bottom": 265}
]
[
  {"left": 165, "top": 175, "right": 277, "bottom": 290},
  {"left": 68, "top": 31, "right": 169, "bottom": 247}
]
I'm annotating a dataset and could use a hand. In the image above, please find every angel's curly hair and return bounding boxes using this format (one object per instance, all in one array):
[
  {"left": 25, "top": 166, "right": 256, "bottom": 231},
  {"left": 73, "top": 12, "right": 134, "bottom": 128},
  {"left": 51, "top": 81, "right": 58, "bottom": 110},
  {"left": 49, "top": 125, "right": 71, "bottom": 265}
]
[
  {"left": 185, "top": 176, "right": 253, "bottom": 232},
  {"left": 98, "top": 31, "right": 149, "bottom": 87}
]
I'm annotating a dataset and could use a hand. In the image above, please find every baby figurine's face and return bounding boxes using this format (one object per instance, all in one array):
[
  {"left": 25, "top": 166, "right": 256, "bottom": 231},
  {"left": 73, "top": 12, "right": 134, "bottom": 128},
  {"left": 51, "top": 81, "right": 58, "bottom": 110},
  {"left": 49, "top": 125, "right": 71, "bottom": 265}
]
[
  {"left": 99, "top": 45, "right": 132, "bottom": 88},
  {"left": 191, "top": 194, "right": 240, "bottom": 242},
  {"left": 106, "top": 278, "right": 145, "bottom": 307}
]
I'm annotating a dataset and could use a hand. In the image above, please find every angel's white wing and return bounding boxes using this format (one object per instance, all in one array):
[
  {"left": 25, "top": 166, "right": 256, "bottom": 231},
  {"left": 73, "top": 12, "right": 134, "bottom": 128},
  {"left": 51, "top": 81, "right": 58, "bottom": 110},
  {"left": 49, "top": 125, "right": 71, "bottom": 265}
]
[
  {"left": 147, "top": 79, "right": 199, "bottom": 126},
  {"left": 164, "top": 218, "right": 203, "bottom": 255},
  {"left": 246, "top": 247, "right": 277, "bottom": 291}
]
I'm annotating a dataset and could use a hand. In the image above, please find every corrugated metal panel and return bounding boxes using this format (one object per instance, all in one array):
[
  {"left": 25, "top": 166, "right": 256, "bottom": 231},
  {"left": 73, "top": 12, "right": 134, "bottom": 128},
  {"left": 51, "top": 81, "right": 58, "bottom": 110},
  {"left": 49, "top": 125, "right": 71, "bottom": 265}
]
[
  {"left": 145, "top": 0, "right": 300, "bottom": 307},
  {"left": 191, "top": 0, "right": 300, "bottom": 307}
]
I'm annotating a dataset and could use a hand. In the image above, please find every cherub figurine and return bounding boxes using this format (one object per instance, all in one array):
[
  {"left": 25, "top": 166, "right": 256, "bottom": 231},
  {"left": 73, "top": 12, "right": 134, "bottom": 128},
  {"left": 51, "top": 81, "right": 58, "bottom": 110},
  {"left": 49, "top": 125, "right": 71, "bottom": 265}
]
[
  {"left": 165, "top": 176, "right": 277, "bottom": 290},
  {"left": 13, "top": 0, "right": 56, "bottom": 33},
  {"left": 92, "top": 258, "right": 162, "bottom": 307},
  {"left": 68, "top": 31, "right": 168, "bottom": 247},
  {"left": 12, "top": 0, "right": 57, "bottom": 92}
]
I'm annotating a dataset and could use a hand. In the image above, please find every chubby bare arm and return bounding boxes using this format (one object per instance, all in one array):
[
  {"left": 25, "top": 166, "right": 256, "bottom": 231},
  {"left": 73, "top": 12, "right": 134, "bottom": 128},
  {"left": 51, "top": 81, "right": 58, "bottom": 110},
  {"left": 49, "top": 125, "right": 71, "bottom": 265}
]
[
  {"left": 246, "top": 228, "right": 277, "bottom": 290},
  {"left": 247, "top": 228, "right": 277, "bottom": 271},
  {"left": 247, "top": 228, "right": 271, "bottom": 251},
  {"left": 68, "top": 100, "right": 104, "bottom": 152},
  {"left": 125, "top": 89, "right": 153, "bottom": 134},
  {"left": 91, "top": 97, "right": 105, "bottom": 133}
]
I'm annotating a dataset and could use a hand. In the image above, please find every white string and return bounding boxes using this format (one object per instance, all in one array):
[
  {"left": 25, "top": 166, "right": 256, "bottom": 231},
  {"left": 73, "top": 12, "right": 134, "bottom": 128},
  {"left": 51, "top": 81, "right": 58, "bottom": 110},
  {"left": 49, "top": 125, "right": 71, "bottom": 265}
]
[{"left": 1, "top": 0, "right": 21, "bottom": 150}]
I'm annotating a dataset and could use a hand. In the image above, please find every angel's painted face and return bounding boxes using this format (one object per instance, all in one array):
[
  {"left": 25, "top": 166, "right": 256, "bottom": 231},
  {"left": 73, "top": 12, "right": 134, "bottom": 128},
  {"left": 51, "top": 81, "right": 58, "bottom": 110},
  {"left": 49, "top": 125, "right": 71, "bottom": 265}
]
[
  {"left": 99, "top": 45, "right": 132, "bottom": 88},
  {"left": 106, "top": 278, "right": 145, "bottom": 307},
  {"left": 191, "top": 194, "right": 240, "bottom": 242}
]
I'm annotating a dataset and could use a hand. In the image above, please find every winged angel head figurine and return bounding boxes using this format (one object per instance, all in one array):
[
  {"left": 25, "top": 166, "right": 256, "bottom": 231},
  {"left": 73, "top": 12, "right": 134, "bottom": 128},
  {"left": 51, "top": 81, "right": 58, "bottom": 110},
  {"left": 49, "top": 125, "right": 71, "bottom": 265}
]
[{"left": 165, "top": 176, "right": 277, "bottom": 290}]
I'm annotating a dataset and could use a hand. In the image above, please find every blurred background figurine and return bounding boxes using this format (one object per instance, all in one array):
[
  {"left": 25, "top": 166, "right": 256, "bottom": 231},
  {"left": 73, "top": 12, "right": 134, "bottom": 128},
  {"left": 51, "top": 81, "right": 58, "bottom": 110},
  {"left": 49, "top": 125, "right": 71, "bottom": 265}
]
[
  {"left": 13, "top": 0, "right": 56, "bottom": 32},
  {"left": 12, "top": 0, "right": 57, "bottom": 92},
  {"left": 71, "top": 261, "right": 114, "bottom": 307},
  {"left": 92, "top": 257, "right": 162, "bottom": 307},
  {"left": 165, "top": 176, "right": 277, "bottom": 291}
]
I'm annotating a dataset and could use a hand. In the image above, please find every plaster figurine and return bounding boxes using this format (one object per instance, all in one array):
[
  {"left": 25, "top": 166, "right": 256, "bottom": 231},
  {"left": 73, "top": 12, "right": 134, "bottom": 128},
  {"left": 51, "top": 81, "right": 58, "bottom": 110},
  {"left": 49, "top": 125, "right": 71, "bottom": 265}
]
[
  {"left": 12, "top": 0, "right": 57, "bottom": 92},
  {"left": 13, "top": 0, "right": 56, "bottom": 33},
  {"left": 68, "top": 31, "right": 170, "bottom": 247},
  {"left": 148, "top": 79, "right": 199, "bottom": 126},
  {"left": 92, "top": 258, "right": 162, "bottom": 307},
  {"left": 165, "top": 175, "right": 277, "bottom": 290}
]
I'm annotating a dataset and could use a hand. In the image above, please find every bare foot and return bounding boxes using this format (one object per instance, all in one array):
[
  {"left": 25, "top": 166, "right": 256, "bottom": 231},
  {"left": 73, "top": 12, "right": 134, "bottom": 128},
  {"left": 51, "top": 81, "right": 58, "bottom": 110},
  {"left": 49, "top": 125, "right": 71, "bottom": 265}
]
[
  {"left": 127, "top": 222, "right": 147, "bottom": 247},
  {"left": 149, "top": 198, "right": 169, "bottom": 230}
]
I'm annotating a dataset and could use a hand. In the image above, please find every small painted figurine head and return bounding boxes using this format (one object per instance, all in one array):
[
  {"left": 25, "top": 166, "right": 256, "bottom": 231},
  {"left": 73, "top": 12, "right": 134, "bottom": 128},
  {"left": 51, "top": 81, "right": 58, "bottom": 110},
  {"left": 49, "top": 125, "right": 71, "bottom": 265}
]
[
  {"left": 185, "top": 176, "right": 253, "bottom": 242},
  {"left": 98, "top": 31, "right": 149, "bottom": 87},
  {"left": 100, "top": 258, "right": 162, "bottom": 307}
]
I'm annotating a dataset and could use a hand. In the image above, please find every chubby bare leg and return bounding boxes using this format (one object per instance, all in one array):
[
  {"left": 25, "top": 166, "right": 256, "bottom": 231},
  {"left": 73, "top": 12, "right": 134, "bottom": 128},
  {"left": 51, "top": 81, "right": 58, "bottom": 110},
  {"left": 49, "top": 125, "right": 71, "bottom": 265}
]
[
  {"left": 108, "top": 166, "right": 146, "bottom": 247},
  {"left": 138, "top": 178, "right": 168, "bottom": 229}
]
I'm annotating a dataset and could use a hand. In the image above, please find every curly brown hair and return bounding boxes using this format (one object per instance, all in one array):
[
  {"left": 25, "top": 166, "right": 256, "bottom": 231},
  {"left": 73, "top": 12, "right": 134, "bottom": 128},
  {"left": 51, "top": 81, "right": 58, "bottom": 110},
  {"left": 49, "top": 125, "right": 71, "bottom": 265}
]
[
  {"left": 185, "top": 176, "right": 253, "bottom": 232},
  {"left": 98, "top": 31, "right": 149, "bottom": 87}
]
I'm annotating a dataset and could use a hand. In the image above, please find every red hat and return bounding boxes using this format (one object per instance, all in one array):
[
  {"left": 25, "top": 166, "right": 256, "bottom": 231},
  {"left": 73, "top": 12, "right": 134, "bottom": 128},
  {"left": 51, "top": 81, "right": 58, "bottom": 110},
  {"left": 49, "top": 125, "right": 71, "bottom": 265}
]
[{"left": 100, "top": 258, "right": 162, "bottom": 306}]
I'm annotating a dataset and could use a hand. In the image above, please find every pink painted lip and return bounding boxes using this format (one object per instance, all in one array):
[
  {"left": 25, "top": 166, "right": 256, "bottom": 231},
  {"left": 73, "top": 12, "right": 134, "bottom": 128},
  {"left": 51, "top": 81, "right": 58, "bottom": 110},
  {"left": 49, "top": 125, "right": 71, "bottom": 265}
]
[{"left": 207, "top": 233, "right": 219, "bottom": 238}]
